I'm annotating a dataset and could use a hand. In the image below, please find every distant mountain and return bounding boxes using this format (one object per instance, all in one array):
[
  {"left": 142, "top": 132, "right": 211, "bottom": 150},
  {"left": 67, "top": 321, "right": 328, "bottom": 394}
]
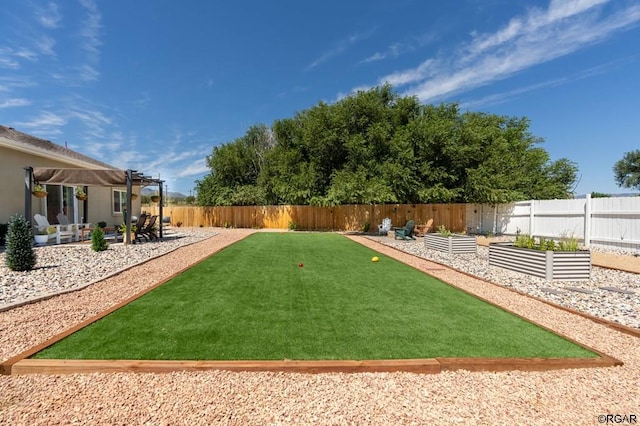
[{"left": 140, "top": 187, "right": 187, "bottom": 199}]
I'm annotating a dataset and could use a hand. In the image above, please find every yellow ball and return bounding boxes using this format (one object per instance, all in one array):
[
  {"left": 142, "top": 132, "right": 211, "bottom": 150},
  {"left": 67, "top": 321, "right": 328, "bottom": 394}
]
[{"left": 372, "top": 256, "right": 379, "bottom": 262}]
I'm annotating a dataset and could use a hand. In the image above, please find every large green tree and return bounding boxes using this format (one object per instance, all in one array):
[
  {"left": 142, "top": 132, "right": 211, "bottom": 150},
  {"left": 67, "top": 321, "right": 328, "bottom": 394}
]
[
  {"left": 613, "top": 150, "right": 640, "bottom": 190},
  {"left": 196, "top": 124, "right": 273, "bottom": 205},
  {"left": 196, "top": 85, "right": 578, "bottom": 206}
]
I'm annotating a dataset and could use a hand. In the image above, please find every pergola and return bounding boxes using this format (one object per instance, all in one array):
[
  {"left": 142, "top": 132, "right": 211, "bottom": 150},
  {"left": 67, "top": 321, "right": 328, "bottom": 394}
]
[{"left": 25, "top": 167, "right": 164, "bottom": 244}]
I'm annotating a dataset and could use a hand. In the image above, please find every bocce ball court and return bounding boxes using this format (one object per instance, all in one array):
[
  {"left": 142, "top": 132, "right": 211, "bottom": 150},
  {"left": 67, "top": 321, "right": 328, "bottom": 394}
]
[{"left": 2, "top": 233, "right": 621, "bottom": 375}]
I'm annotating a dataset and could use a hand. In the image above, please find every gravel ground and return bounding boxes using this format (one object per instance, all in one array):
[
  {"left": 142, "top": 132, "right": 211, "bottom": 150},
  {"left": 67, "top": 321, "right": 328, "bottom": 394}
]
[{"left": 1, "top": 229, "right": 639, "bottom": 425}]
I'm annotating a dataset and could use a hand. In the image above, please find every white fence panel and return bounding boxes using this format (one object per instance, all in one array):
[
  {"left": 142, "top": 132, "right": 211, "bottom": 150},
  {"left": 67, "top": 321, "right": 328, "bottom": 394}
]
[
  {"left": 590, "top": 196, "right": 640, "bottom": 250},
  {"left": 533, "top": 198, "right": 586, "bottom": 239},
  {"left": 467, "top": 196, "right": 640, "bottom": 252}
]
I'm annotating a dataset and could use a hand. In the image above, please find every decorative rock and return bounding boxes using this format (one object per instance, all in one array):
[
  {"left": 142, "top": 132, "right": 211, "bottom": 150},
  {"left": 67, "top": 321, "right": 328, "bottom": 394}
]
[
  {"left": 540, "top": 288, "right": 565, "bottom": 295},
  {"left": 599, "top": 286, "right": 635, "bottom": 294},
  {"left": 0, "top": 229, "right": 218, "bottom": 310},
  {"left": 564, "top": 287, "right": 595, "bottom": 294}
]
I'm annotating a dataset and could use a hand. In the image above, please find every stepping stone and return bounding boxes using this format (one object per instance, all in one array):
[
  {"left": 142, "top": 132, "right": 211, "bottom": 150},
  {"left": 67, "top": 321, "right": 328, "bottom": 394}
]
[
  {"left": 599, "top": 286, "right": 636, "bottom": 295},
  {"left": 540, "top": 287, "right": 565, "bottom": 295},
  {"left": 564, "top": 287, "right": 595, "bottom": 294}
]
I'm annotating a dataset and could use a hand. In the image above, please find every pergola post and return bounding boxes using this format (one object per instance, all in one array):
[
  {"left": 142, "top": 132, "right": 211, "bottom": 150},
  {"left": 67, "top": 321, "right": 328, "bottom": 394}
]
[
  {"left": 24, "top": 167, "right": 33, "bottom": 224},
  {"left": 125, "top": 169, "right": 133, "bottom": 244},
  {"left": 159, "top": 181, "right": 164, "bottom": 239}
]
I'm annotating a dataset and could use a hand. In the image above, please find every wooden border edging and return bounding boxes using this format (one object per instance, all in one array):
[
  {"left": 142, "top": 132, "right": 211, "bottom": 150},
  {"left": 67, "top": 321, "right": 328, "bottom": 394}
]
[
  {"left": 1, "top": 232, "right": 257, "bottom": 376},
  {"left": 0, "top": 232, "right": 625, "bottom": 376},
  {"left": 5, "top": 356, "right": 621, "bottom": 375}
]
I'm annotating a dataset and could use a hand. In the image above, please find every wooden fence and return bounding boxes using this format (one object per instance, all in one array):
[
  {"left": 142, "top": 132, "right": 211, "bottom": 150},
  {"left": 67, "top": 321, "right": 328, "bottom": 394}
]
[{"left": 146, "top": 203, "right": 467, "bottom": 233}]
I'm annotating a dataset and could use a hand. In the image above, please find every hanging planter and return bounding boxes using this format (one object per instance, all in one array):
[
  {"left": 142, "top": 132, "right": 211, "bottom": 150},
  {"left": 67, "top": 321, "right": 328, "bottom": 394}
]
[
  {"left": 75, "top": 188, "right": 88, "bottom": 201},
  {"left": 150, "top": 195, "right": 160, "bottom": 203},
  {"left": 131, "top": 193, "right": 138, "bottom": 200},
  {"left": 32, "top": 184, "right": 47, "bottom": 198}
]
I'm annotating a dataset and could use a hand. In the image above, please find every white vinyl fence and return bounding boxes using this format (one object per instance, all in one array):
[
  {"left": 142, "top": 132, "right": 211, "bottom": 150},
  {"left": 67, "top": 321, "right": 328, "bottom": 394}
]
[{"left": 466, "top": 195, "right": 640, "bottom": 251}]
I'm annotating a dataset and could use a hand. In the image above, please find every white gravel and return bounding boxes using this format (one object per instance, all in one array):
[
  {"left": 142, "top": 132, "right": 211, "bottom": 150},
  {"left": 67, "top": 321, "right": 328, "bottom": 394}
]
[{"left": 1, "top": 229, "right": 639, "bottom": 425}]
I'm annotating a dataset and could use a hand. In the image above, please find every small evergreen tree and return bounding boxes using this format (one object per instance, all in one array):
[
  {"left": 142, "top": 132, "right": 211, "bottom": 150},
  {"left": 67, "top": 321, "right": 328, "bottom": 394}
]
[
  {"left": 5, "top": 214, "right": 37, "bottom": 271},
  {"left": 91, "top": 226, "right": 109, "bottom": 252}
]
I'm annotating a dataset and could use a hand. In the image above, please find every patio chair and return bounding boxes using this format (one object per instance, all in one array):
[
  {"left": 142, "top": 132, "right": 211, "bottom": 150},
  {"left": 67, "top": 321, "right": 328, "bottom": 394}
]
[
  {"left": 394, "top": 220, "right": 416, "bottom": 240},
  {"left": 415, "top": 218, "right": 434, "bottom": 237},
  {"left": 378, "top": 217, "right": 392, "bottom": 235},
  {"left": 140, "top": 215, "right": 159, "bottom": 241},
  {"left": 132, "top": 213, "right": 149, "bottom": 242},
  {"left": 56, "top": 213, "right": 91, "bottom": 241},
  {"left": 33, "top": 214, "right": 76, "bottom": 244}
]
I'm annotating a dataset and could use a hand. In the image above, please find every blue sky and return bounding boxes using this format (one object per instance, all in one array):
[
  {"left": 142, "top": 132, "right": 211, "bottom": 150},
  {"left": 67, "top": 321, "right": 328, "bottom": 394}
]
[{"left": 1, "top": 0, "right": 640, "bottom": 196}]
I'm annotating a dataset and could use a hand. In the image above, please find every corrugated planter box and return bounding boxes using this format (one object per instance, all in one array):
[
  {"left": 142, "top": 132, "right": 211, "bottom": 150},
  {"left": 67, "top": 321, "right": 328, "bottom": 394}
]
[
  {"left": 424, "top": 233, "right": 477, "bottom": 254},
  {"left": 488, "top": 242, "right": 591, "bottom": 281}
]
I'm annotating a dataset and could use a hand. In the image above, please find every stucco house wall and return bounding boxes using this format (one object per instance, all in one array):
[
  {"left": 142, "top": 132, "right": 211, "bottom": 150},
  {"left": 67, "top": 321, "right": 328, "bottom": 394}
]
[{"left": 0, "top": 126, "right": 141, "bottom": 227}]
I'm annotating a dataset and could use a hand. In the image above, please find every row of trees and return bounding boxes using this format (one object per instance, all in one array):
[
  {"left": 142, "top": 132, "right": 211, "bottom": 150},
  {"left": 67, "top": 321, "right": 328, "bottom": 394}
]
[{"left": 196, "top": 85, "right": 578, "bottom": 206}]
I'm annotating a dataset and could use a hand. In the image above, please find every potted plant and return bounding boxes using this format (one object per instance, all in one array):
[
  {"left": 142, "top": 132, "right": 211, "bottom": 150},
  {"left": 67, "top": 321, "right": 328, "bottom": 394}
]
[
  {"left": 32, "top": 184, "right": 47, "bottom": 198},
  {"left": 424, "top": 225, "right": 477, "bottom": 254},
  {"left": 118, "top": 223, "right": 137, "bottom": 244},
  {"left": 75, "top": 187, "right": 88, "bottom": 201},
  {"left": 488, "top": 234, "right": 591, "bottom": 281},
  {"left": 33, "top": 227, "right": 50, "bottom": 244},
  {"left": 150, "top": 194, "right": 160, "bottom": 203},
  {"left": 130, "top": 193, "right": 138, "bottom": 200}
]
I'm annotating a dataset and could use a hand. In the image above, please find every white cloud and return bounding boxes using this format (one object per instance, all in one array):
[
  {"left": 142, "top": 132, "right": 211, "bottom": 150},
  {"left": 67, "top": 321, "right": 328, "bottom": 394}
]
[
  {"left": 78, "top": 64, "right": 100, "bottom": 81},
  {"left": 0, "top": 98, "right": 31, "bottom": 108},
  {"left": 173, "top": 159, "right": 209, "bottom": 178},
  {"left": 380, "top": 59, "right": 435, "bottom": 87},
  {"left": 16, "top": 111, "right": 66, "bottom": 128},
  {"left": 361, "top": 52, "right": 385, "bottom": 63},
  {"left": 14, "top": 111, "right": 66, "bottom": 139},
  {"left": 355, "top": 0, "right": 640, "bottom": 103},
  {"left": 0, "top": 56, "right": 20, "bottom": 69},
  {"left": 15, "top": 48, "right": 38, "bottom": 61},
  {"left": 460, "top": 56, "right": 634, "bottom": 109},
  {"left": 37, "top": 2, "right": 62, "bottom": 29},
  {"left": 78, "top": 0, "right": 102, "bottom": 56},
  {"left": 360, "top": 31, "right": 438, "bottom": 64},
  {"left": 0, "top": 76, "right": 37, "bottom": 92},
  {"left": 36, "top": 35, "right": 56, "bottom": 56},
  {"left": 307, "top": 28, "right": 376, "bottom": 70}
]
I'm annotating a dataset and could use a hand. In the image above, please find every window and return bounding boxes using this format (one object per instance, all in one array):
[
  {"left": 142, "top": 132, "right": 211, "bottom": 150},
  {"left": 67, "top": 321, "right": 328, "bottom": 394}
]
[{"left": 113, "top": 189, "right": 127, "bottom": 214}]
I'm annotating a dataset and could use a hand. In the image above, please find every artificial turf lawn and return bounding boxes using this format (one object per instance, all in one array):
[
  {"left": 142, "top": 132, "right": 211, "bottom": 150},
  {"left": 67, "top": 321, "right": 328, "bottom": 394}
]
[{"left": 34, "top": 232, "right": 597, "bottom": 360}]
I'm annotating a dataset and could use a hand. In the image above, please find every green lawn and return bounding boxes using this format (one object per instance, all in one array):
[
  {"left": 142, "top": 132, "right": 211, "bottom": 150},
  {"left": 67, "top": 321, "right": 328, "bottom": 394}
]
[{"left": 34, "top": 233, "right": 596, "bottom": 360}]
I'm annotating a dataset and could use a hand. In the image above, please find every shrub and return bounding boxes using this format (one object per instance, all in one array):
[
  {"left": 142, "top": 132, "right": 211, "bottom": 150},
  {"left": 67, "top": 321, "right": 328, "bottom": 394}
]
[
  {"left": 558, "top": 234, "right": 580, "bottom": 251},
  {"left": 5, "top": 215, "right": 37, "bottom": 271},
  {"left": 96, "top": 221, "right": 107, "bottom": 229},
  {"left": 514, "top": 234, "right": 581, "bottom": 251},
  {"left": 91, "top": 227, "right": 109, "bottom": 252},
  {"left": 514, "top": 234, "right": 536, "bottom": 249},
  {"left": 288, "top": 221, "right": 298, "bottom": 231},
  {"left": 363, "top": 222, "right": 370, "bottom": 233},
  {"left": 437, "top": 224, "right": 452, "bottom": 237}
]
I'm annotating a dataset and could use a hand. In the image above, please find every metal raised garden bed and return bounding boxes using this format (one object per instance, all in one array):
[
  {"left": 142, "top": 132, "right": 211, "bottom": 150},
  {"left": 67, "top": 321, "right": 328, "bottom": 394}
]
[
  {"left": 488, "top": 242, "right": 591, "bottom": 281},
  {"left": 424, "top": 233, "right": 477, "bottom": 255}
]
